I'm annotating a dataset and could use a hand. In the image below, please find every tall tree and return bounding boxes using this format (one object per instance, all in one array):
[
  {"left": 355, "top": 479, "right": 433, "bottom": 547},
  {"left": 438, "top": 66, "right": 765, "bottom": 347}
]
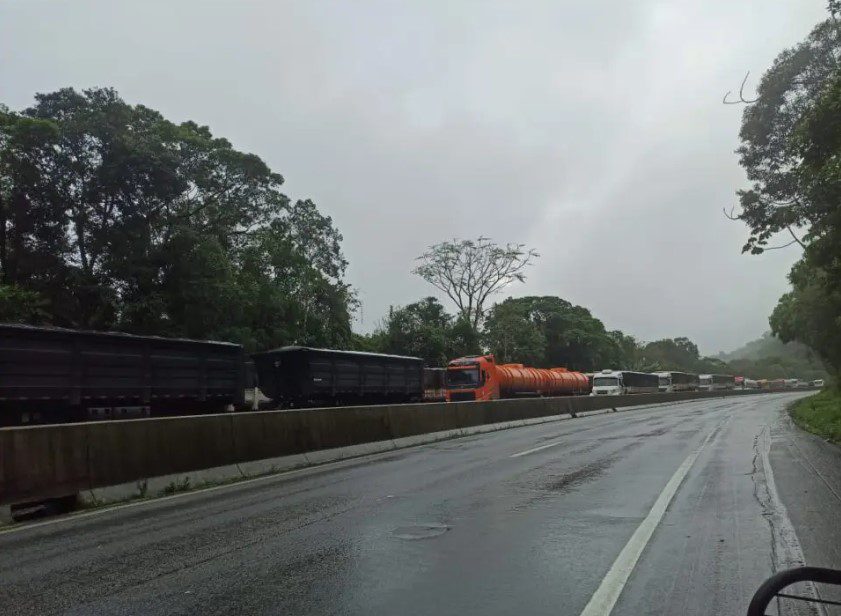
[
  {"left": 412, "top": 237, "right": 538, "bottom": 333},
  {"left": 731, "top": 13, "right": 841, "bottom": 255},
  {"left": 731, "top": 7, "right": 841, "bottom": 377}
]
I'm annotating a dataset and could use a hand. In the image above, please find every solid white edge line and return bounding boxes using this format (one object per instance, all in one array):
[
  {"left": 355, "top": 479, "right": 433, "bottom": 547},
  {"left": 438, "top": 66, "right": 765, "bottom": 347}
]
[{"left": 578, "top": 423, "right": 721, "bottom": 616}]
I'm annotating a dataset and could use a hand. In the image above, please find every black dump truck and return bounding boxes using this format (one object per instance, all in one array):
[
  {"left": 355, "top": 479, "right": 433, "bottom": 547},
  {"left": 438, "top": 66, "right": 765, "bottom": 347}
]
[
  {"left": 0, "top": 324, "right": 246, "bottom": 425},
  {"left": 252, "top": 346, "right": 424, "bottom": 407}
]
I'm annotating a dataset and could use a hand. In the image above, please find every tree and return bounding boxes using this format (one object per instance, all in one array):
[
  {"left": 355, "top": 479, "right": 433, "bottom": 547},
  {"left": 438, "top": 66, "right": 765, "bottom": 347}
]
[
  {"left": 607, "top": 331, "right": 643, "bottom": 370},
  {"left": 0, "top": 88, "right": 354, "bottom": 350},
  {"left": 730, "top": 7, "right": 841, "bottom": 378},
  {"left": 368, "top": 297, "right": 481, "bottom": 365},
  {"left": 640, "top": 337, "right": 701, "bottom": 371},
  {"left": 377, "top": 297, "right": 454, "bottom": 365},
  {"left": 482, "top": 296, "right": 620, "bottom": 371},
  {"left": 0, "top": 284, "right": 47, "bottom": 323},
  {"left": 770, "top": 261, "right": 841, "bottom": 377},
  {"left": 731, "top": 14, "right": 841, "bottom": 255},
  {"left": 412, "top": 237, "right": 538, "bottom": 333},
  {"left": 483, "top": 300, "right": 546, "bottom": 365}
]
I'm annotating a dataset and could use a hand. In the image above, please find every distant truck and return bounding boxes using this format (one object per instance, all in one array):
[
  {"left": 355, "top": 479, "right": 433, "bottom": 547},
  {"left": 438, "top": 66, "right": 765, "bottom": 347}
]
[
  {"left": 813, "top": 379, "right": 825, "bottom": 388},
  {"left": 654, "top": 371, "right": 699, "bottom": 393},
  {"left": 734, "top": 376, "right": 759, "bottom": 390},
  {"left": 253, "top": 346, "right": 424, "bottom": 407},
  {"left": 698, "top": 374, "right": 735, "bottom": 391},
  {"left": 590, "top": 370, "right": 660, "bottom": 395},
  {"left": 444, "top": 354, "right": 589, "bottom": 402}
]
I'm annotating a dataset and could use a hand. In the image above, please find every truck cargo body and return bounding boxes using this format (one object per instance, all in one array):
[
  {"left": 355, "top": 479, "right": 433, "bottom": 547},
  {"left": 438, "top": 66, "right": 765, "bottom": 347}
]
[
  {"left": 698, "top": 374, "right": 735, "bottom": 391},
  {"left": 591, "top": 370, "right": 660, "bottom": 395},
  {"left": 423, "top": 367, "right": 447, "bottom": 401},
  {"left": 0, "top": 324, "right": 245, "bottom": 425},
  {"left": 654, "top": 371, "right": 700, "bottom": 393},
  {"left": 252, "top": 346, "right": 424, "bottom": 406}
]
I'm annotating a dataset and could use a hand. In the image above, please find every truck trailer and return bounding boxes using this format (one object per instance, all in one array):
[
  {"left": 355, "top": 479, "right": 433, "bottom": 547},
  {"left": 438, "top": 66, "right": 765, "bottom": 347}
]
[{"left": 444, "top": 354, "right": 589, "bottom": 402}]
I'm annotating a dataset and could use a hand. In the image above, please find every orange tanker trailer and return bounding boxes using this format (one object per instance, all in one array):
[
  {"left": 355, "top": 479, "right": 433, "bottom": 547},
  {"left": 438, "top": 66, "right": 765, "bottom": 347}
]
[{"left": 444, "top": 354, "right": 590, "bottom": 402}]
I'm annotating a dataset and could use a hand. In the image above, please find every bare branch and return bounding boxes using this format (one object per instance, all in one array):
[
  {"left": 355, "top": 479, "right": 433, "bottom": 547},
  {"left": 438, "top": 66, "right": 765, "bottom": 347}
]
[
  {"left": 723, "top": 206, "right": 740, "bottom": 221},
  {"left": 412, "top": 237, "right": 539, "bottom": 332},
  {"left": 786, "top": 225, "right": 807, "bottom": 249},
  {"left": 723, "top": 71, "right": 759, "bottom": 105},
  {"left": 762, "top": 239, "right": 799, "bottom": 251}
]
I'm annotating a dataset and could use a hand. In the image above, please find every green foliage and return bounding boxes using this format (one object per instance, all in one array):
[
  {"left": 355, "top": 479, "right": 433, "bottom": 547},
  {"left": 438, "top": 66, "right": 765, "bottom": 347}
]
[
  {"left": 482, "top": 296, "right": 627, "bottom": 371},
  {"left": 791, "top": 390, "right": 841, "bottom": 444},
  {"left": 377, "top": 297, "right": 453, "bottom": 365},
  {"left": 0, "top": 284, "right": 47, "bottom": 323},
  {"left": 770, "top": 262, "right": 841, "bottom": 378},
  {"left": 640, "top": 337, "right": 700, "bottom": 371},
  {"left": 638, "top": 337, "right": 729, "bottom": 374},
  {"left": 483, "top": 299, "right": 545, "bottom": 365},
  {"left": 364, "top": 297, "right": 480, "bottom": 365},
  {"left": 734, "top": 17, "right": 841, "bottom": 255},
  {"left": 0, "top": 88, "right": 353, "bottom": 350}
]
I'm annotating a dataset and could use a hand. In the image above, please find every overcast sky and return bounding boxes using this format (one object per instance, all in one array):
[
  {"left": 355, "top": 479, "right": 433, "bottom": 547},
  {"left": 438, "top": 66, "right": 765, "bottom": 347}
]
[{"left": 0, "top": 1, "right": 828, "bottom": 354}]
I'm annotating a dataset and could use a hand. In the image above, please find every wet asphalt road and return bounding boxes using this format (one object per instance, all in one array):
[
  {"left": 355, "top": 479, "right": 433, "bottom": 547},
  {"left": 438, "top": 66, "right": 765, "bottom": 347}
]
[{"left": 1, "top": 392, "right": 840, "bottom": 616}]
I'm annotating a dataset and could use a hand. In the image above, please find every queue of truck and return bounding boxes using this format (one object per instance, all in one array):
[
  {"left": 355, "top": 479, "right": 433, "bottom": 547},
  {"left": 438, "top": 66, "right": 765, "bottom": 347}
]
[{"left": 441, "top": 355, "right": 820, "bottom": 401}]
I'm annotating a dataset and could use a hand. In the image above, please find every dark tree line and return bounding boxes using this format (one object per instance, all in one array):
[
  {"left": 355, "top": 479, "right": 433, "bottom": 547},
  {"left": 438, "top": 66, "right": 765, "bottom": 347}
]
[
  {"left": 358, "top": 294, "right": 746, "bottom": 375},
  {"left": 0, "top": 88, "right": 354, "bottom": 351}
]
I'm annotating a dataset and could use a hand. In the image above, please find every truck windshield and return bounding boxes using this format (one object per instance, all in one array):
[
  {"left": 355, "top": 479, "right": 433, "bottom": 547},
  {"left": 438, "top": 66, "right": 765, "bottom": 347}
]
[
  {"left": 446, "top": 367, "right": 480, "bottom": 388},
  {"left": 659, "top": 376, "right": 670, "bottom": 387},
  {"left": 593, "top": 377, "right": 619, "bottom": 387}
]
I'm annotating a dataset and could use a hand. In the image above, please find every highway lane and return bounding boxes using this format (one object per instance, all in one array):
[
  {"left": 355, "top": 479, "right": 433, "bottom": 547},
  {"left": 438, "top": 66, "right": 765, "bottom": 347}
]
[{"left": 1, "top": 392, "right": 839, "bottom": 615}]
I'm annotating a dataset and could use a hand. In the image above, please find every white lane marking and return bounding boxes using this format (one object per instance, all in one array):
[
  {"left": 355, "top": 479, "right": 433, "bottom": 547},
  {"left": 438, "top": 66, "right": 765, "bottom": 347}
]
[
  {"left": 510, "top": 440, "right": 566, "bottom": 458},
  {"left": 578, "top": 423, "right": 721, "bottom": 616}
]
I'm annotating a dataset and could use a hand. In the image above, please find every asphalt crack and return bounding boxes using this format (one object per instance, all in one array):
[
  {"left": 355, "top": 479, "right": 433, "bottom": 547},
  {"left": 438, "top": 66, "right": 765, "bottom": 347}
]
[{"left": 750, "top": 424, "right": 823, "bottom": 615}]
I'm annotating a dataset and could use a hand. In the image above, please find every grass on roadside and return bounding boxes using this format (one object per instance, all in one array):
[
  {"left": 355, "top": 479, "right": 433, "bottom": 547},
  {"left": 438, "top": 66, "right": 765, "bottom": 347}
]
[{"left": 791, "top": 389, "right": 841, "bottom": 445}]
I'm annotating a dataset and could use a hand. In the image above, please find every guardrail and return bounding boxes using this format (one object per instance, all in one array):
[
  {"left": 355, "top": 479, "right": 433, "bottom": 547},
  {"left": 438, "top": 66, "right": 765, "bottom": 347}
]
[{"left": 0, "top": 388, "right": 802, "bottom": 506}]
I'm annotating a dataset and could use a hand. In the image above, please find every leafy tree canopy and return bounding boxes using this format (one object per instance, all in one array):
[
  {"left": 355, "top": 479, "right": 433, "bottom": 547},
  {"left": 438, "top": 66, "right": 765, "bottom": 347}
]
[{"left": 0, "top": 88, "right": 353, "bottom": 351}]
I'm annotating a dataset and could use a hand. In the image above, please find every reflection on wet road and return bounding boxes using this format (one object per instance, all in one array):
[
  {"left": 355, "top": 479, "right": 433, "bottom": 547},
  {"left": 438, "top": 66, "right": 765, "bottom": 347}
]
[{"left": 2, "top": 392, "right": 840, "bottom": 615}]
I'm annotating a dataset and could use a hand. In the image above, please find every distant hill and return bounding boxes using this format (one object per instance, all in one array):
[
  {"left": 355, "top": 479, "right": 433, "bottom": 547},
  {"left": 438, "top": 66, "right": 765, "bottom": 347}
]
[
  {"left": 719, "top": 333, "right": 816, "bottom": 362},
  {"left": 718, "top": 333, "right": 828, "bottom": 381}
]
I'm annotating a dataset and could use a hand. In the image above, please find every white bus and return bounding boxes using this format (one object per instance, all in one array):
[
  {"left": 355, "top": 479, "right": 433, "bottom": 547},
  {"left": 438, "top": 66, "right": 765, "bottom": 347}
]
[{"left": 591, "top": 370, "right": 660, "bottom": 395}]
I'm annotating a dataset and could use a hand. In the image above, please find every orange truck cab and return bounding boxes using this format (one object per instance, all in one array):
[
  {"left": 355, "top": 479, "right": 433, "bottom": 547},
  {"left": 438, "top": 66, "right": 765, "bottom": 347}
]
[
  {"left": 445, "top": 354, "right": 590, "bottom": 402},
  {"left": 445, "top": 355, "right": 499, "bottom": 402}
]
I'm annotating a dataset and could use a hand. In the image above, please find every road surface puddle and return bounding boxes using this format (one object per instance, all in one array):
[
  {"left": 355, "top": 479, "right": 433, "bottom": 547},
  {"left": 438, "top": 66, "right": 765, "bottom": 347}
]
[{"left": 392, "top": 524, "right": 450, "bottom": 540}]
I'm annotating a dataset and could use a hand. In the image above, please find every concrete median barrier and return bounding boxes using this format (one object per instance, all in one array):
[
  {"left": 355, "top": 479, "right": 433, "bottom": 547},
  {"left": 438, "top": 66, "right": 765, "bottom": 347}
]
[
  {"left": 0, "top": 423, "right": 89, "bottom": 503},
  {"left": 0, "top": 388, "right": 795, "bottom": 507}
]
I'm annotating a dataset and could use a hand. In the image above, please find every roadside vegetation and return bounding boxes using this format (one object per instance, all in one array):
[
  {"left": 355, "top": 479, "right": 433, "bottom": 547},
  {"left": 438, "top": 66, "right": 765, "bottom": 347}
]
[{"left": 791, "top": 389, "right": 841, "bottom": 445}]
